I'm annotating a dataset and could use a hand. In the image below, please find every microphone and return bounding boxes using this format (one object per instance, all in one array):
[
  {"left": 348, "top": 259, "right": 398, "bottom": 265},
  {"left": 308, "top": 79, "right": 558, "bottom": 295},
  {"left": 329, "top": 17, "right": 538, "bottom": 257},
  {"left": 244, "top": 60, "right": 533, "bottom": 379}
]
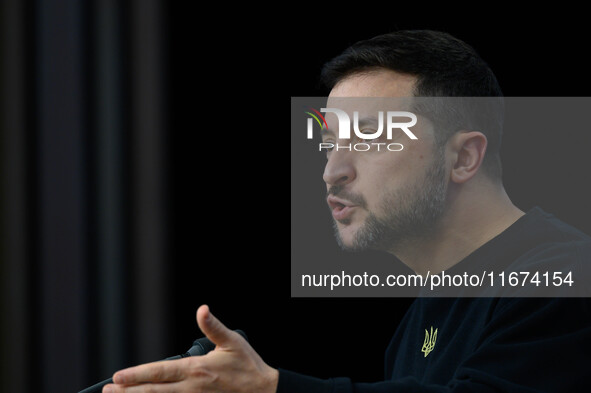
[
  {"left": 78, "top": 330, "right": 248, "bottom": 393},
  {"left": 167, "top": 329, "right": 247, "bottom": 359}
]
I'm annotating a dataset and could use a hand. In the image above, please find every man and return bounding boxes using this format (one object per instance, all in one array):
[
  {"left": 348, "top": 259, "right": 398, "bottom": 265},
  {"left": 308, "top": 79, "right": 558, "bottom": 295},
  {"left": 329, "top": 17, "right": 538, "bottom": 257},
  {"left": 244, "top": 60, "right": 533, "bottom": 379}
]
[{"left": 104, "top": 30, "right": 591, "bottom": 392}]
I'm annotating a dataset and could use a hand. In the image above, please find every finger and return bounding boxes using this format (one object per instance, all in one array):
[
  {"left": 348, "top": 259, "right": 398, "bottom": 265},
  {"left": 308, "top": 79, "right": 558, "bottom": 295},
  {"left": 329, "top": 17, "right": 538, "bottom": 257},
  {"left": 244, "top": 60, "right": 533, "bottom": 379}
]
[
  {"left": 196, "top": 304, "right": 238, "bottom": 348},
  {"left": 104, "top": 381, "right": 184, "bottom": 393},
  {"left": 112, "top": 359, "right": 186, "bottom": 385}
]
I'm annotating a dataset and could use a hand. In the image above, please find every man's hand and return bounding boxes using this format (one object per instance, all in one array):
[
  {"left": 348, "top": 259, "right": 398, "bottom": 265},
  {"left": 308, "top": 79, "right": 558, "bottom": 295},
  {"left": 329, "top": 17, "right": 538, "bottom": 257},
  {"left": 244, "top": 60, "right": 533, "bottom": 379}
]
[{"left": 103, "top": 305, "right": 279, "bottom": 392}]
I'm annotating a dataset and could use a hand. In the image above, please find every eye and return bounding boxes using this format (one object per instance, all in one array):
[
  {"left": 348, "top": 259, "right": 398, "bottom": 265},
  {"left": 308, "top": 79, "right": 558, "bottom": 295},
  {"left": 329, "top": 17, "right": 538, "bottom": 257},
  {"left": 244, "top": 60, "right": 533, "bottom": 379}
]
[
  {"left": 321, "top": 140, "right": 335, "bottom": 157},
  {"left": 357, "top": 129, "right": 378, "bottom": 141}
]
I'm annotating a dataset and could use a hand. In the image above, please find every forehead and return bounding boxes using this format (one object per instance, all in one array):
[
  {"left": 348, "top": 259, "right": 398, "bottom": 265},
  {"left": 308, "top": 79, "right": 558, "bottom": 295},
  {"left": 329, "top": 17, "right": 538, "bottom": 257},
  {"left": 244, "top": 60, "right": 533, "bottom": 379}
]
[
  {"left": 325, "top": 70, "right": 417, "bottom": 124},
  {"left": 328, "top": 69, "right": 417, "bottom": 98},
  {"left": 323, "top": 70, "right": 435, "bottom": 141}
]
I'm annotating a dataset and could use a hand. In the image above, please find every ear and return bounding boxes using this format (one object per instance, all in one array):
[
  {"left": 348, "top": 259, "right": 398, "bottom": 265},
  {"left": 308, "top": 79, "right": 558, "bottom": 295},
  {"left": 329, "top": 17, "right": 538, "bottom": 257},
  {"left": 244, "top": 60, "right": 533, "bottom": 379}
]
[{"left": 449, "top": 131, "right": 488, "bottom": 184}]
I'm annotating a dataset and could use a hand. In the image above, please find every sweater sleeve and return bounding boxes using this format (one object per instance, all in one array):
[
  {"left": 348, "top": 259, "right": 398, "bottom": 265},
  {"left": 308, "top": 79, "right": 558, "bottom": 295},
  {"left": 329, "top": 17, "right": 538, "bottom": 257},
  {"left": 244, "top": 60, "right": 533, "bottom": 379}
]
[
  {"left": 276, "top": 369, "right": 350, "bottom": 393},
  {"left": 276, "top": 298, "right": 591, "bottom": 393}
]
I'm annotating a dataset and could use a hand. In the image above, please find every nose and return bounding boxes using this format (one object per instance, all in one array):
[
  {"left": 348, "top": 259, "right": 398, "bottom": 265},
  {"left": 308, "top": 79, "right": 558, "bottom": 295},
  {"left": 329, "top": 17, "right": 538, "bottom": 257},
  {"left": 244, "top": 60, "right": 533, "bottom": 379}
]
[{"left": 322, "top": 149, "right": 356, "bottom": 187}]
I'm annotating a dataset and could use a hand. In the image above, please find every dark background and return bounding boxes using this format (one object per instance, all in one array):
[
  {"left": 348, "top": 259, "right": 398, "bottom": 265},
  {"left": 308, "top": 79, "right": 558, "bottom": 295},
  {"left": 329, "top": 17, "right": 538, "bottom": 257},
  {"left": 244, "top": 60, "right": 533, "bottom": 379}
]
[{"left": 2, "top": 3, "right": 591, "bottom": 392}]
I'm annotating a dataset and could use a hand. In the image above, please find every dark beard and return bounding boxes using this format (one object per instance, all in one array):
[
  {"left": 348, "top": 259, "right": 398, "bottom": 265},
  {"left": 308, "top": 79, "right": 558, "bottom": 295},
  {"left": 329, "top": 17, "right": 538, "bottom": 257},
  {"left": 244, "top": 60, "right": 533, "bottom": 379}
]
[{"left": 333, "top": 149, "right": 447, "bottom": 252}]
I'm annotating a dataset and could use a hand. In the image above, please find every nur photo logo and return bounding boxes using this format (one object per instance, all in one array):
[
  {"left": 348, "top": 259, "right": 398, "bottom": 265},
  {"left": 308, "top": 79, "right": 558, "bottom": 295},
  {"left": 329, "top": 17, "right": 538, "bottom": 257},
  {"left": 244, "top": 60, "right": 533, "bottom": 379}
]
[{"left": 304, "top": 106, "right": 418, "bottom": 152}]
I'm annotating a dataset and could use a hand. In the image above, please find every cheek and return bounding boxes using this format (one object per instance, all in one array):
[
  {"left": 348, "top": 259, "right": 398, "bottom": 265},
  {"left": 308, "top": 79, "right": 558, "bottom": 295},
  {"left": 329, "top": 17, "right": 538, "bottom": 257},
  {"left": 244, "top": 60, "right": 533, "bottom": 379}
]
[
  {"left": 356, "top": 157, "right": 402, "bottom": 205},
  {"left": 358, "top": 144, "right": 432, "bottom": 200},
  {"left": 364, "top": 148, "right": 421, "bottom": 179},
  {"left": 390, "top": 140, "right": 437, "bottom": 176}
]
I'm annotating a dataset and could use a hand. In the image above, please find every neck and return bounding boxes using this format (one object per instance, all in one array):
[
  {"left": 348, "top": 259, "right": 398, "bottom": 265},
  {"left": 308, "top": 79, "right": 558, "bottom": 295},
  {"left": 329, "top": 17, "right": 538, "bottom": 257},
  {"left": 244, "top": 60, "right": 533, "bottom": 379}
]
[{"left": 390, "top": 177, "right": 524, "bottom": 276}]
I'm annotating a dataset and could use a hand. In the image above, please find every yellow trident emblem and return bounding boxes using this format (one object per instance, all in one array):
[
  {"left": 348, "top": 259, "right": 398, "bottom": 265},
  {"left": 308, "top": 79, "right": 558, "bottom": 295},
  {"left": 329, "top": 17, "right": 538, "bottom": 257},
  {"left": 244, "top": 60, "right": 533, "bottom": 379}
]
[{"left": 421, "top": 326, "right": 438, "bottom": 357}]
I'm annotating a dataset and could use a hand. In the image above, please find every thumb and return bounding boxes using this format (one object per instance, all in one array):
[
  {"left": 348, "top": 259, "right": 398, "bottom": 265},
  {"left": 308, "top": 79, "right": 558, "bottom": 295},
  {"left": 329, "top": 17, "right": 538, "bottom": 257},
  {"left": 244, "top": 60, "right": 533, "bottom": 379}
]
[{"left": 196, "top": 304, "right": 238, "bottom": 349}]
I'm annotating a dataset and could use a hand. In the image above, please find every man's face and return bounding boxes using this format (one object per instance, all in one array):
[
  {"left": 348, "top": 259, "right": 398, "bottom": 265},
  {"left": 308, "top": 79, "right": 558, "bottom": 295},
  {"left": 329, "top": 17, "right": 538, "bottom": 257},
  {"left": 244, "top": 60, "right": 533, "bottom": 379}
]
[{"left": 323, "top": 69, "right": 448, "bottom": 252}]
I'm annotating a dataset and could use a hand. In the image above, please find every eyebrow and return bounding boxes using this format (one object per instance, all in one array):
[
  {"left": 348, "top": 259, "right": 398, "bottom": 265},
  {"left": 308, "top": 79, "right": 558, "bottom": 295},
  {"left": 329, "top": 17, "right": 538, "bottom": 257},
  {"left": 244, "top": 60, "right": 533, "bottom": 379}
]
[
  {"left": 321, "top": 116, "right": 380, "bottom": 139},
  {"left": 356, "top": 116, "right": 380, "bottom": 128}
]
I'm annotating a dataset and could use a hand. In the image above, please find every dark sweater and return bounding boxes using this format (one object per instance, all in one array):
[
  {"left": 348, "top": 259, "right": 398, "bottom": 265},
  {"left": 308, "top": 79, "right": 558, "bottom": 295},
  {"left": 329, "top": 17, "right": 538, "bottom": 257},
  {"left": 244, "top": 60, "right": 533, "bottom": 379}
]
[{"left": 278, "top": 207, "right": 591, "bottom": 392}]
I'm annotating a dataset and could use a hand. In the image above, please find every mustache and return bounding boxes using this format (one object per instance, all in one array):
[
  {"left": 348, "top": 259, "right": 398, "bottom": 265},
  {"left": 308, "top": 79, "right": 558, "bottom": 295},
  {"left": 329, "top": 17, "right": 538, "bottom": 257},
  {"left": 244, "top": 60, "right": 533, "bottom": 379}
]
[{"left": 327, "top": 186, "right": 367, "bottom": 209}]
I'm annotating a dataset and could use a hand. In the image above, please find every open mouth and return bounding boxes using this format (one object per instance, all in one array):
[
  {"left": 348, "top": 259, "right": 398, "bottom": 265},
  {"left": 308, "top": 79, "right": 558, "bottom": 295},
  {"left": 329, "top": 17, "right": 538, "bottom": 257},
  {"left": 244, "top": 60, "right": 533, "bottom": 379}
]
[{"left": 327, "top": 196, "right": 357, "bottom": 221}]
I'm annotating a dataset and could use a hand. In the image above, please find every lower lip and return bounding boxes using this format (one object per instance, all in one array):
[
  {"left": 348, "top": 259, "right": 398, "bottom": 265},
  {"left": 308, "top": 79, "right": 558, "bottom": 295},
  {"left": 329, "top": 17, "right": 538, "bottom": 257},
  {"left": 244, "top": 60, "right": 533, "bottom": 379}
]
[{"left": 332, "top": 205, "right": 357, "bottom": 221}]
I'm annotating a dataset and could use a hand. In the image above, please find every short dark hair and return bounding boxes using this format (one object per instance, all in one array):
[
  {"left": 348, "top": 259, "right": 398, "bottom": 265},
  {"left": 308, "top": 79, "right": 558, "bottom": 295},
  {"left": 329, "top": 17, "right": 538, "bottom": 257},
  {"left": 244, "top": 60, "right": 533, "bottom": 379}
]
[{"left": 320, "top": 30, "right": 504, "bottom": 180}]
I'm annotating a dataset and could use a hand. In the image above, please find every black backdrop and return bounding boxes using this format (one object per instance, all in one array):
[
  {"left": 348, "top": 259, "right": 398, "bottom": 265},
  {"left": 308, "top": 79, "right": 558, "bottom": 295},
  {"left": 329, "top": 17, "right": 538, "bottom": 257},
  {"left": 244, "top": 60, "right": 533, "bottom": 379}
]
[
  {"left": 2, "top": 4, "right": 591, "bottom": 393},
  {"left": 169, "top": 7, "right": 591, "bottom": 388}
]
